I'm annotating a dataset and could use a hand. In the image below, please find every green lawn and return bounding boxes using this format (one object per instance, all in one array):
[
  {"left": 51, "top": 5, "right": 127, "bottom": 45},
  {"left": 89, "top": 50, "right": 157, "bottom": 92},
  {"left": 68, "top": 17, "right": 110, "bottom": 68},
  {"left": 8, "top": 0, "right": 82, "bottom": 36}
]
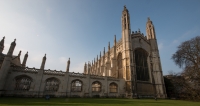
[{"left": 0, "top": 98, "right": 199, "bottom": 106}]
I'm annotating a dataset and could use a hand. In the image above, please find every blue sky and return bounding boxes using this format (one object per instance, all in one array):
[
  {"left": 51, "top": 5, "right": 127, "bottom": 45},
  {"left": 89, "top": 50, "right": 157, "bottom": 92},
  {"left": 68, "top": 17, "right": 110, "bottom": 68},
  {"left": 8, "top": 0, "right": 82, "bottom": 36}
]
[{"left": 0, "top": 0, "right": 200, "bottom": 75}]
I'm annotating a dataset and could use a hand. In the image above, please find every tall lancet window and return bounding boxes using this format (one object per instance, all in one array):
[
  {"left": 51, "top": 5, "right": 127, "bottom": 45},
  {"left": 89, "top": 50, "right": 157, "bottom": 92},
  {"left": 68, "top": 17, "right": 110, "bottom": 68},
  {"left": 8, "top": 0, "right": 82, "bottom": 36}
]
[
  {"left": 45, "top": 78, "right": 60, "bottom": 91},
  {"left": 15, "top": 75, "right": 32, "bottom": 91},
  {"left": 117, "top": 53, "right": 123, "bottom": 78},
  {"left": 124, "top": 18, "right": 126, "bottom": 29},
  {"left": 134, "top": 48, "right": 150, "bottom": 81}
]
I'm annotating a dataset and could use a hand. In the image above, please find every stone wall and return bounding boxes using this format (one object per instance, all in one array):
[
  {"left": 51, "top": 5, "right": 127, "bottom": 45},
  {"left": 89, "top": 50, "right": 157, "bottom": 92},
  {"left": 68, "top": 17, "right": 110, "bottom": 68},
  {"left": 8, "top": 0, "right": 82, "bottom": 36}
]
[{"left": 2, "top": 66, "right": 126, "bottom": 98}]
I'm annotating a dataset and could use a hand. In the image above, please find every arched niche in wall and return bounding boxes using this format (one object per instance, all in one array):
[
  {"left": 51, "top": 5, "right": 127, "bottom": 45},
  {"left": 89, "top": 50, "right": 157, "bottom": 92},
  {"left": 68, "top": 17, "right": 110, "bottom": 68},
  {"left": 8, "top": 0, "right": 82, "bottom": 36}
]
[
  {"left": 45, "top": 77, "right": 60, "bottom": 92},
  {"left": 71, "top": 79, "right": 83, "bottom": 92},
  {"left": 92, "top": 81, "right": 101, "bottom": 92},
  {"left": 15, "top": 75, "right": 32, "bottom": 91},
  {"left": 109, "top": 82, "right": 118, "bottom": 93}
]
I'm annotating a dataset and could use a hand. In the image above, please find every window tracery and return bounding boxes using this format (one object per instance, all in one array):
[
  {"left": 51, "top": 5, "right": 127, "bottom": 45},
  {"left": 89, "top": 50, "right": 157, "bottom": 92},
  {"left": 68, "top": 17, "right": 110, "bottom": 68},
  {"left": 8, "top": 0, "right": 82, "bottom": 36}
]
[
  {"left": 15, "top": 76, "right": 32, "bottom": 91},
  {"left": 134, "top": 48, "right": 150, "bottom": 81},
  {"left": 71, "top": 80, "right": 82, "bottom": 92},
  {"left": 109, "top": 82, "right": 118, "bottom": 93},
  {"left": 45, "top": 78, "right": 59, "bottom": 91},
  {"left": 92, "top": 81, "right": 101, "bottom": 92}
]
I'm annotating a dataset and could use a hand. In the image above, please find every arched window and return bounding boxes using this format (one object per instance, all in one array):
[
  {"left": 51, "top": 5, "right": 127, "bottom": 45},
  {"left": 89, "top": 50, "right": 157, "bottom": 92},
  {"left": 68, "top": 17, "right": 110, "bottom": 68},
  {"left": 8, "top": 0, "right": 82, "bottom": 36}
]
[
  {"left": 71, "top": 80, "right": 82, "bottom": 92},
  {"left": 45, "top": 78, "right": 60, "bottom": 91},
  {"left": 134, "top": 48, "right": 150, "bottom": 81},
  {"left": 109, "top": 82, "right": 118, "bottom": 93},
  {"left": 92, "top": 81, "right": 101, "bottom": 92},
  {"left": 15, "top": 75, "right": 32, "bottom": 91},
  {"left": 117, "top": 53, "right": 123, "bottom": 78}
]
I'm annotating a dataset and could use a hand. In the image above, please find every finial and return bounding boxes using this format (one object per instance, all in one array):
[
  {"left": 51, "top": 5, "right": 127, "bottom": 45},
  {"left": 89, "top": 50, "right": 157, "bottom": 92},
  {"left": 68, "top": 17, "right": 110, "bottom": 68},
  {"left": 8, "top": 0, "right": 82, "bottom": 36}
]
[
  {"left": 14, "top": 39, "right": 16, "bottom": 42},
  {"left": 68, "top": 58, "right": 70, "bottom": 60},
  {"left": 138, "top": 28, "right": 140, "bottom": 33},
  {"left": 3, "top": 36, "right": 5, "bottom": 40},
  {"left": 26, "top": 51, "right": 28, "bottom": 54},
  {"left": 18, "top": 50, "right": 21, "bottom": 57},
  {"left": 100, "top": 51, "right": 101, "bottom": 57},
  {"left": 148, "top": 17, "right": 150, "bottom": 21},
  {"left": 45, "top": 54, "right": 46, "bottom": 56},
  {"left": 132, "top": 31, "right": 134, "bottom": 34},
  {"left": 114, "top": 35, "right": 117, "bottom": 43},
  {"left": 124, "top": 5, "right": 126, "bottom": 9},
  {"left": 108, "top": 42, "right": 110, "bottom": 50},
  {"left": 104, "top": 47, "right": 105, "bottom": 55},
  {"left": 97, "top": 55, "right": 98, "bottom": 60}
]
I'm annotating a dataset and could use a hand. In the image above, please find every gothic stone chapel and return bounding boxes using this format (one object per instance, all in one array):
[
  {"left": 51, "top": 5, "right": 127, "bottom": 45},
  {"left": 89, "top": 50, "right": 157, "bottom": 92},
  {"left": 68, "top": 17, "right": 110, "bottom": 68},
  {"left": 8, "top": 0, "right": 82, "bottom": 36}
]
[{"left": 0, "top": 6, "right": 166, "bottom": 98}]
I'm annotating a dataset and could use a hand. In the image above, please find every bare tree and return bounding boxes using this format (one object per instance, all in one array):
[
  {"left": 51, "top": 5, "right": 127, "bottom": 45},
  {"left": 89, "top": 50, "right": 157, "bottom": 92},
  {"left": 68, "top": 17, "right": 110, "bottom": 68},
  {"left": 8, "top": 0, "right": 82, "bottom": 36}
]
[{"left": 171, "top": 36, "right": 200, "bottom": 101}]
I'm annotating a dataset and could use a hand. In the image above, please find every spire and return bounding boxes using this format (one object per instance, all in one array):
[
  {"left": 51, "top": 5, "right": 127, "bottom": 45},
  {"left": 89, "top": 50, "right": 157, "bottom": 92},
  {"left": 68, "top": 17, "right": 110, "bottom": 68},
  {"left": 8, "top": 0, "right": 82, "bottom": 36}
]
[
  {"left": 7, "top": 39, "right": 16, "bottom": 56},
  {"left": 88, "top": 61, "right": 91, "bottom": 74},
  {"left": 97, "top": 55, "right": 98, "bottom": 61},
  {"left": 108, "top": 42, "right": 110, "bottom": 51},
  {"left": 104, "top": 47, "right": 105, "bottom": 55},
  {"left": 146, "top": 17, "right": 156, "bottom": 39},
  {"left": 18, "top": 50, "right": 21, "bottom": 57},
  {"left": 66, "top": 58, "right": 70, "bottom": 72},
  {"left": 123, "top": 5, "right": 128, "bottom": 12},
  {"left": 22, "top": 52, "right": 28, "bottom": 67},
  {"left": 11, "top": 39, "right": 16, "bottom": 45},
  {"left": 0, "top": 36, "right": 5, "bottom": 53},
  {"left": 100, "top": 51, "right": 101, "bottom": 58},
  {"left": 0, "top": 36, "right": 5, "bottom": 46},
  {"left": 40, "top": 54, "right": 46, "bottom": 70},
  {"left": 84, "top": 62, "right": 87, "bottom": 74},
  {"left": 114, "top": 35, "right": 116, "bottom": 46}
]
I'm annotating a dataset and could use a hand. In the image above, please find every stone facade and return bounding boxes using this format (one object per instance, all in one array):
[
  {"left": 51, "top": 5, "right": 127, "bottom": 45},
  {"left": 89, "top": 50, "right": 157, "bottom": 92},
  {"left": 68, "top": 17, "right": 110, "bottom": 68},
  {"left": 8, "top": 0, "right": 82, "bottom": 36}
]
[
  {"left": 84, "top": 6, "right": 166, "bottom": 98},
  {"left": 0, "top": 6, "right": 166, "bottom": 98}
]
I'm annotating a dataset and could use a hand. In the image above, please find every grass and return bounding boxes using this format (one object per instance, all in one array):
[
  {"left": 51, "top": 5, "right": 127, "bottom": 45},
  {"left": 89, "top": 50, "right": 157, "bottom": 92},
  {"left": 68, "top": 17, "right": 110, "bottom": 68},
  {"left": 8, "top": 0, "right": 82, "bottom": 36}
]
[{"left": 0, "top": 97, "right": 199, "bottom": 106}]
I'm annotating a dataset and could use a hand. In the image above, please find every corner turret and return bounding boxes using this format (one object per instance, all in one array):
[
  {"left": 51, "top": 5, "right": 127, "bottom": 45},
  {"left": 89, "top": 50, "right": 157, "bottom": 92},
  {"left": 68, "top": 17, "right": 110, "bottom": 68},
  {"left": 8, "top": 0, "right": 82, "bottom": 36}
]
[{"left": 146, "top": 17, "right": 156, "bottom": 40}]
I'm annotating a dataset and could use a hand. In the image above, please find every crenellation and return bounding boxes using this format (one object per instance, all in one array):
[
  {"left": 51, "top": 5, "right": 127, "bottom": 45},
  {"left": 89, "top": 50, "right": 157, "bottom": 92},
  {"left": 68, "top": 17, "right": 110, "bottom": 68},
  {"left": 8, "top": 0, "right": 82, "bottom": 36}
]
[
  {"left": 11, "top": 66, "right": 38, "bottom": 73},
  {"left": 44, "top": 69, "right": 65, "bottom": 76}
]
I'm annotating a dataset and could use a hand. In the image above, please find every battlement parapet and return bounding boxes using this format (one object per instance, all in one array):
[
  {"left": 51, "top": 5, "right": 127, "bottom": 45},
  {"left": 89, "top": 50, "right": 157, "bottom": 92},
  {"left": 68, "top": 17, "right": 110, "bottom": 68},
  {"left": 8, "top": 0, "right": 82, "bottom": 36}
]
[
  {"left": 90, "top": 75, "right": 105, "bottom": 80},
  {"left": 11, "top": 66, "right": 38, "bottom": 73},
  {"left": 69, "top": 72, "right": 87, "bottom": 78},
  {"left": 44, "top": 69, "right": 65, "bottom": 76}
]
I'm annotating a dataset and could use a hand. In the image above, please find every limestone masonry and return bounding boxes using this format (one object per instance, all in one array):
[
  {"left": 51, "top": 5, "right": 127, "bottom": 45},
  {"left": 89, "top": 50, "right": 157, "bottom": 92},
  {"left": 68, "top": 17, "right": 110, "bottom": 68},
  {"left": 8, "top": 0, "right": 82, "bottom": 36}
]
[{"left": 0, "top": 6, "right": 166, "bottom": 98}]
